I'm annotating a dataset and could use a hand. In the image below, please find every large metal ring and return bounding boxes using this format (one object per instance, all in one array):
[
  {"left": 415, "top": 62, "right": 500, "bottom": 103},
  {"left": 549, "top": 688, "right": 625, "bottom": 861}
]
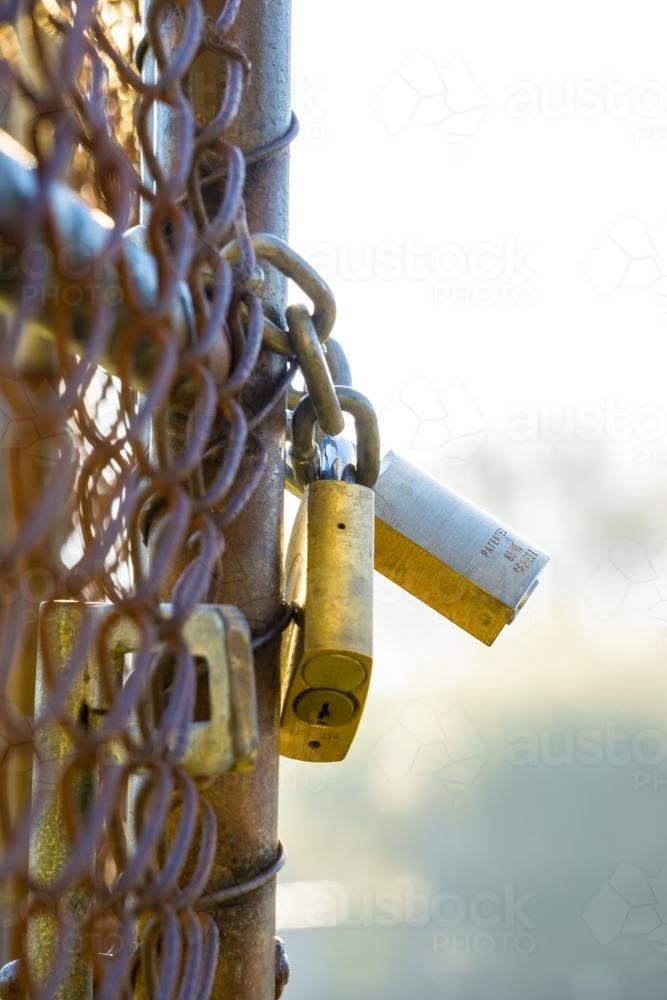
[{"left": 219, "top": 233, "right": 336, "bottom": 355}]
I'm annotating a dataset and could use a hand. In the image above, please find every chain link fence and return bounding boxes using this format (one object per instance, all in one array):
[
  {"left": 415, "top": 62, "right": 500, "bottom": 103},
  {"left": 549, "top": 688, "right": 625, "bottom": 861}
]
[{"left": 0, "top": 1, "right": 283, "bottom": 995}]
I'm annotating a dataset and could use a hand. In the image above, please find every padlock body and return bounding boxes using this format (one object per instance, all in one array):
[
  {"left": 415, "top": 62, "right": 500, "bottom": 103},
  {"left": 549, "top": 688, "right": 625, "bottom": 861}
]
[
  {"left": 373, "top": 452, "right": 549, "bottom": 645},
  {"left": 34, "top": 602, "right": 258, "bottom": 778},
  {"left": 280, "top": 480, "right": 374, "bottom": 762}
]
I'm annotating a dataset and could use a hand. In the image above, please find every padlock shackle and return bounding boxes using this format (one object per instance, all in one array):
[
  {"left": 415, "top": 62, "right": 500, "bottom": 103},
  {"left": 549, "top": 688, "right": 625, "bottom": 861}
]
[{"left": 290, "top": 388, "right": 381, "bottom": 489}]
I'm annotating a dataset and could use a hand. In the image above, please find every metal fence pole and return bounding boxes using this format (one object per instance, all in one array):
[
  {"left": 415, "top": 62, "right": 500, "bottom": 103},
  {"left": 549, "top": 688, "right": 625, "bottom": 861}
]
[
  {"left": 194, "top": 6, "right": 291, "bottom": 993},
  {"left": 142, "top": 1, "right": 291, "bottom": 996}
]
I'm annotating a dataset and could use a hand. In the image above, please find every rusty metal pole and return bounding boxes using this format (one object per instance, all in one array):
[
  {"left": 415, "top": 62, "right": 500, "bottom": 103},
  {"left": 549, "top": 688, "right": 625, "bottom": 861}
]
[
  {"left": 140, "top": 1, "right": 291, "bottom": 997},
  {"left": 190, "top": 5, "right": 291, "bottom": 994}
]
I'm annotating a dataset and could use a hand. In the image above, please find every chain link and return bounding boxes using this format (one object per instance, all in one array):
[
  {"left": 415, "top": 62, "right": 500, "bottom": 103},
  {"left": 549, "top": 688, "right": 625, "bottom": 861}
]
[
  {"left": 0, "top": 1, "right": 378, "bottom": 995},
  {"left": 286, "top": 303, "right": 344, "bottom": 437},
  {"left": 0, "top": 2, "right": 293, "bottom": 997},
  {"left": 219, "top": 232, "right": 337, "bottom": 354}
]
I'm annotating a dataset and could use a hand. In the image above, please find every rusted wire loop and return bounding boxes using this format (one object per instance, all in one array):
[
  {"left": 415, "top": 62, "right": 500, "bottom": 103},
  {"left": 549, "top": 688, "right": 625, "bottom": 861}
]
[
  {"left": 0, "top": 0, "right": 294, "bottom": 995},
  {"left": 134, "top": 20, "right": 252, "bottom": 76},
  {"left": 291, "top": 387, "right": 381, "bottom": 489},
  {"left": 245, "top": 111, "right": 300, "bottom": 165},
  {"left": 252, "top": 602, "right": 296, "bottom": 650},
  {"left": 196, "top": 840, "right": 287, "bottom": 910},
  {"left": 137, "top": 25, "right": 298, "bottom": 158},
  {"left": 219, "top": 233, "right": 337, "bottom": 355}
]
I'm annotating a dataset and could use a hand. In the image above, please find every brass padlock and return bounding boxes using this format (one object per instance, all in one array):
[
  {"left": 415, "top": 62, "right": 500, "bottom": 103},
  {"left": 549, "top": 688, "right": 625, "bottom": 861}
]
[
  {"left": 165, "top": 604, "right": 259, "bottom": 776},
  {"left": 34, "top": 602, "right": 258, "bottom": 778},
  {"left": 280, "top": 391, "right": 378, "bottom": 762},
  {"left": 28, "top": 601, "right": 258, "bottom": 995},
  {"left": 373, "top": 452, "right": 549, "bottom": 645}
]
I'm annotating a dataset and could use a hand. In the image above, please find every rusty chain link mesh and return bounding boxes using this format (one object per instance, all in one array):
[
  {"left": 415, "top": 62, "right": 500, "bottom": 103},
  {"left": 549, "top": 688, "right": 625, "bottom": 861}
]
[{"left": 0, "top": 0, "right": 282, "bottom": 995}]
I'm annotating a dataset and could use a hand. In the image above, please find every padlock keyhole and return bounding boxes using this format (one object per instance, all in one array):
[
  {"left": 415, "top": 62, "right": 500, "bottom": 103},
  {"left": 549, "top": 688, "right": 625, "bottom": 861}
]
[
  {"left": 149, "top": 649, "right": 211, "bottom": 725},
  {"left": 193, "top": 656, "right": 212, "bottom": 722},
  {"left": 317, "top": 701, "right": 331, "bottom": 723}
]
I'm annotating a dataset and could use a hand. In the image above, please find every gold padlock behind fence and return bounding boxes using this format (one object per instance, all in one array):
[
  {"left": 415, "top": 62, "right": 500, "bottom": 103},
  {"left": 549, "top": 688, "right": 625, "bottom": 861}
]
[{"left": 27, "top": 601, "right": 258, "bottom": 998}]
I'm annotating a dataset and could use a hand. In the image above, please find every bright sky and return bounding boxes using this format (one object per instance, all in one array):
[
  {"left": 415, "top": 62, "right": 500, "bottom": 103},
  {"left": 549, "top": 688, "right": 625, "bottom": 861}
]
[
  {"left": 282, "top": 7, "right": 667, "bottom": 998},
  {"left": 291, "top": 0, "right": 667, "bottom": 429},
  {"left": 288, "top": 0, "right": 667, "bottom": 674}
]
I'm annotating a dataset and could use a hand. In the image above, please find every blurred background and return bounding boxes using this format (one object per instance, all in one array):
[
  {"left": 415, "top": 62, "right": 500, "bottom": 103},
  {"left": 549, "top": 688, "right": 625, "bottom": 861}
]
[
  {"left": 3, "top": 1, "right": 666, "bottom": 995},
  {"left": 279, "top": 2, "right": 667, "bottom": 997}
]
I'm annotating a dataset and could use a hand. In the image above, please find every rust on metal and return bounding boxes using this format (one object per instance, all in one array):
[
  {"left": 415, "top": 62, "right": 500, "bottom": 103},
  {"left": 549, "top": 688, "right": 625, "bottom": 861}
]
[
  {"left": 140, "top": 0, "right": 293, "bottom": 995},
  {"left": 0, "top": 0, "right": 293, "bottom": 995}
]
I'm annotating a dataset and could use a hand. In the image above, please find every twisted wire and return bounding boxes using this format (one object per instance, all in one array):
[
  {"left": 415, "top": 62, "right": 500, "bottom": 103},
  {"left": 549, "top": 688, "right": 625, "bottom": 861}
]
[{"left": 0, "top": 1, "right": 286, "bottom": 995}]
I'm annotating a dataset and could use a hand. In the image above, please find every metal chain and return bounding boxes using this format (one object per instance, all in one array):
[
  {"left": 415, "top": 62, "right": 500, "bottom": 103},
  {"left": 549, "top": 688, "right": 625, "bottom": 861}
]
[
  {"left": 219, "top": 232, "right": 337, "bottom": 355},
  {"left": 0, "top": 2, "right": 379, "bottom": 997},
  {"left": 0, "top": 2, "right": 298, "bottom": 997}
]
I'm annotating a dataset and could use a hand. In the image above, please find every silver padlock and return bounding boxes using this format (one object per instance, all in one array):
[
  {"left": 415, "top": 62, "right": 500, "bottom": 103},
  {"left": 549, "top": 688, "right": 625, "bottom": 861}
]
[
  {"left": 284, "top": 448, "right": 548, "bottom": 644},
  {"left": 373, "top": 452, "right": 549, "bottom": 644}
]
